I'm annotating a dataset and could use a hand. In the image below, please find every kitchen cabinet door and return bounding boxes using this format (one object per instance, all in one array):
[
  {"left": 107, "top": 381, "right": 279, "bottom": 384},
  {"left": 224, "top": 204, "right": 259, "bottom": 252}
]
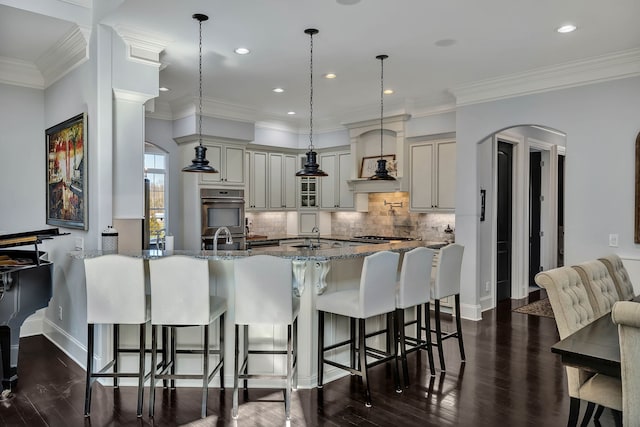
[
  {"left": 268, "top": 153, "right": 297, "bottom": 210},
  {"left": 410, "top": 143, "right": 434, "bottom": 210},
  {"left": 199, "top": 143, "right": 245, "bottom": 185},
  {"left": 409, "top": 139, "right": 455, "bottom": 211},
  {"left": 436, "top": 141, "right": 456, "bottom": 209},
  {"left": 320, "top": 151, "right": 353, "bottom": 210},
  {"left": 246, "top": 151, "right": 267, "bottom": 210}
]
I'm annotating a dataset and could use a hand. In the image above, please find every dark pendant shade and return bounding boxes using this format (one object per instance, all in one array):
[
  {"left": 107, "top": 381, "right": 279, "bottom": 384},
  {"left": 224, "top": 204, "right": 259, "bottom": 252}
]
[
  {"left": 183, "top": 144, "right": 218, "bottom": 173},
  {"left": 370, "top": 158, "right": 395, "bottom": 180},
  {"left": 296, "top": 150, "right": 328, "bottom": 177}
]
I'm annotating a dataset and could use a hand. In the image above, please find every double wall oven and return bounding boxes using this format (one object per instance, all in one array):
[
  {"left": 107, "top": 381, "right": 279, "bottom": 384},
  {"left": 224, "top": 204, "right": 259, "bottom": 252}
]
[{"left": 201, "top": 188, "right": 246, "bottom": 250}]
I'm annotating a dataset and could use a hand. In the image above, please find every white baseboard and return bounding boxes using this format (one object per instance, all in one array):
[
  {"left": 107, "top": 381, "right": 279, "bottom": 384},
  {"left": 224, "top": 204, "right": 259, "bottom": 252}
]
[
  {"left": 19, "top": 309, "right": 46, "bottom": 337},
  {"left": 461, "top": 302, "right": 482, "bottom": 321},
  {"left": 42, "top": 317, "right": 87, "bottom": 370}
]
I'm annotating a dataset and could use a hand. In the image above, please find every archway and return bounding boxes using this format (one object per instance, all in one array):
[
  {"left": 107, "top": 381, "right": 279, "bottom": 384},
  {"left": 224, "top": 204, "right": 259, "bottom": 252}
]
[{"left": 476, "top": 125, "right": 566, "bottom": 311}]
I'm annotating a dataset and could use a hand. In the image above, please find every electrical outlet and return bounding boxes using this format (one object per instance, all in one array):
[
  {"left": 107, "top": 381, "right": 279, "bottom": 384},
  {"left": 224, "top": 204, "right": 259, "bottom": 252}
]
[
  {"left": 609, "top": 234, "right": 619, "bottom": 247},
  {"left": 485, "top": 281, "right": 490, "bottom": 292},
  {"left": 58, "top": 306, "right": 63, "bottom": 321},
  {"left": 74, "top": 237, "right": 84, "bottom": 251}
]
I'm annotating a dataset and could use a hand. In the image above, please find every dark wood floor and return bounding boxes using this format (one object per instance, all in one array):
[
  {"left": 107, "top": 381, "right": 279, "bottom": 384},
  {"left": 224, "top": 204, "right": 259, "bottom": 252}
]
[{"left": 0, "top": 292, "right": 621, "bottom": 426}]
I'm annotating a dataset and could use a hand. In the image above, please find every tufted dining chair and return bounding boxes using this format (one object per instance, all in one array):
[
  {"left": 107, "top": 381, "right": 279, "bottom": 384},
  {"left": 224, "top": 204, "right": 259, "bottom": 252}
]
[
  {"left": 535, "top": 266, "right": 622, "bottom": 427},
  {"left": 599, "top": 254, "right": 636, "bottom": 301},
  {"left": 611, "top": 301, "right": 640, "bottom": 427},
  {"left": 572, "top": 260, "right": 620, "bottom": 318}
]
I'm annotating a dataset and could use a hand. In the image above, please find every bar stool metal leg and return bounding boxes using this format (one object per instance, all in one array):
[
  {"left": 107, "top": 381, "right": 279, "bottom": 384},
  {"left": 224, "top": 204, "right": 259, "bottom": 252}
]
[
  {"left": 317, "top": 310, "right": 324, "bottom": 388},
  {"left": 84, "top": 324, "right": 94, "bottom": 416},
  {"left": 201, "top": 324, "right": 209, "bottom": 419},
  {"left": 149, "top": 324, "right": 158, "bottom": 418},
  {"left": 455, "top": 294, "right": 466, "bottom": 361},
  {"left": 424, "top": 302, "right": 436, "bottom": 376},
  {"left": 113, "top": 324, "right": 119, "bottom": 388},
  {"left": 358, "top": 319, "right": 372, "bottom": 407},
  {"left": 136, "top": 323, "right": 146, "bottom": 417},
  {"left": 232, "top": 324, "right": 240, "bottom": 419},
  {"left": 434, "top": 299, "right": 446, "bottom": 371}
]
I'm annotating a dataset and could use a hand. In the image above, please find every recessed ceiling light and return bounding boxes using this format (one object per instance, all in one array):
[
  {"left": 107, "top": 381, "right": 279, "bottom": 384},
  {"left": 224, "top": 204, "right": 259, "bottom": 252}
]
[
  {"left": 287, "top": 111, "right": 296, "bottom": 115},
  {"left": 273, "top": 88, "right": 284, "bottom": 93},
  {"left": 159, "top": 87, "right": 170, "bottom": 92},
  {"left": 435, "top": 39, "right": 457, "bottom": 47},
  {"left": 383, "top": 89, "right": 394, "bottom": 95},
  {"left": 324, "top": 73, "right": 337, "bottom": 79},
  {"left": 234, "top": 47, "right": 250, "bottom": 55},
  {"left": 336, "top": 0, "right": 361, "bottom": 5},
  {"left": 557, "top": 24, "right": 577, "bottom": 33}
]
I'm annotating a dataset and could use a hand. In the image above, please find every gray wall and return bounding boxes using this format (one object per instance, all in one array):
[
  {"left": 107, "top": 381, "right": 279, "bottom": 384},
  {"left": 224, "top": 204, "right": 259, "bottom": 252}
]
[{"left": 456, "top": 75, "right": 640, "bottom": 319}]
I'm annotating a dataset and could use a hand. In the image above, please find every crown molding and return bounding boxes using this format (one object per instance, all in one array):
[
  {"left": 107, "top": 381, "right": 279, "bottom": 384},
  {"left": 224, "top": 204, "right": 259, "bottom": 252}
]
[
  {"left": 451, "top": 48, "right": 640, "bottom": 106},
  {"left": 113, "top": 25, "right": 171, "bottom": 66},
  {"left": 35, "top": 25, "right": 90, "bottom": 88},
  {"left": 145, "top": 100, "right": 174, "bottom": 120},
  {"left": 113, "top": 88, "right": 156, "bottom": 103},
  {"left": 0, "top": 56, "right": 44, "bottom": 89}
]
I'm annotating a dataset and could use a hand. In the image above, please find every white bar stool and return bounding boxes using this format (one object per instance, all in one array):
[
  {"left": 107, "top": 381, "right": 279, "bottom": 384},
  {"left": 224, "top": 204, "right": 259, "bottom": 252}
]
[
  {"left": 317, "top": 250, "right": 401, "bottom": 407},
  {"left": 148, "top": 256, "right": 226, "bottom": 419},
  {"left": 431, "top": 243, "right": 465, "bottom": 371},
  {"left": 232, "top": 255, "right": 299, "bottom": 420},
  {"left": 396, "top": 247, "right": 436, "bottom": 386},
  {"left": 83, "top": 254, "right": 149, "bottom": 417}
]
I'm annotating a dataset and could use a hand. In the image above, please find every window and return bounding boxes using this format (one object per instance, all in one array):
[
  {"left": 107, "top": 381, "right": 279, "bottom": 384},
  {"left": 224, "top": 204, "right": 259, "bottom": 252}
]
[{"left": 145, "top": 143, "right": 168, "bottom": 247}]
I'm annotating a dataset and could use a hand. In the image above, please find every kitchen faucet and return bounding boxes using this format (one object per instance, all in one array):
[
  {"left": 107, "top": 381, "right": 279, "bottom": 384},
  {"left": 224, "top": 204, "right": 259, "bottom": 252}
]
[
  {"left": 213, "top": 226, "right": 233, "bottom": 252},
  {"left": 311, "top": 226, "right": 320, "bottom": 246}
]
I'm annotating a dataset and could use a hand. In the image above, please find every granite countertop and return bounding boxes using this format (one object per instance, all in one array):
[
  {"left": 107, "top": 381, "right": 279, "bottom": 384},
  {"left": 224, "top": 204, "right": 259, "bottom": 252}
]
[{"left": 69, "top": 239, "right": 446, "bottom": 261}]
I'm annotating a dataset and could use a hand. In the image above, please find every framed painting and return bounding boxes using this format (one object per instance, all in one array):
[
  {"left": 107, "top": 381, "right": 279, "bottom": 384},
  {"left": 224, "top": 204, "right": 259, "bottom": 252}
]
[
  {"left": 633, "top": 133, "right": 640, "bottom": 243},
  {"left": 359, "top": 154, "right": 396, "bottom": 178},
  {"left": 46, "top": 113, "right": 88, "bottom": 230}
]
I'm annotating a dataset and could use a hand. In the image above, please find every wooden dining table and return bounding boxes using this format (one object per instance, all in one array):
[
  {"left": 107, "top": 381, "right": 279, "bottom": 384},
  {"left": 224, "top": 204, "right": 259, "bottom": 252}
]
[{"left": 551, "top": 297, "right": 640, "bottom": 378}]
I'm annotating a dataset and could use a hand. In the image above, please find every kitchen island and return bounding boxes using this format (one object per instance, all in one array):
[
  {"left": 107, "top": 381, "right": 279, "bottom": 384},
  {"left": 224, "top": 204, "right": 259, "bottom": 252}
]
[{"left": 72, "top": 239, "right": 440, "bottom": 389}]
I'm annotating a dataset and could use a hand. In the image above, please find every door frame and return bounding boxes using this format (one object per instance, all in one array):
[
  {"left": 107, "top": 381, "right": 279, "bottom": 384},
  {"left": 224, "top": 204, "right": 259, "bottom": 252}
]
[{"left": 487, "top": 131, "right": 561, "bottom": 308}]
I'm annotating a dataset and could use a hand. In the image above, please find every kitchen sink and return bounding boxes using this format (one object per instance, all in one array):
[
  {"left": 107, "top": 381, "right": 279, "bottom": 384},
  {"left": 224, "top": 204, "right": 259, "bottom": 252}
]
[{"left": 289, "top": 243, "right": 327, "bottom": 249}]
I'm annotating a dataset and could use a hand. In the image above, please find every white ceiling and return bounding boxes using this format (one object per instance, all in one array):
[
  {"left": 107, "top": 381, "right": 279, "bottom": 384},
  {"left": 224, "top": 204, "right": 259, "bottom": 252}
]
[{"left": 2, "top": 0, "right": 640, "bottom": 129}]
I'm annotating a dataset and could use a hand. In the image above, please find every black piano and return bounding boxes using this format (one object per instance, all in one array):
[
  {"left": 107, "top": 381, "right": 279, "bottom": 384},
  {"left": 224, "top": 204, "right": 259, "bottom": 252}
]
[{"left": 0, "top": 228, "right": 59, "bottom": 392}]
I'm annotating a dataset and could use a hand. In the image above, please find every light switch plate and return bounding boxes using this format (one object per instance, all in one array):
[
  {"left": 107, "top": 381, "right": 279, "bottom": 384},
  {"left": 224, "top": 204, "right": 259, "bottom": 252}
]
[{"left": 608, "top": 234, "right": 619, "bottom": 247}]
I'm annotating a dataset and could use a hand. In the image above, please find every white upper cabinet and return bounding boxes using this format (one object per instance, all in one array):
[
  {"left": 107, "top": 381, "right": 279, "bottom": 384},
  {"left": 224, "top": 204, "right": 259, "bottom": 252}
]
[
  {"left": 199, "top": 142, "right": 245, "bottom": 185},
  {"left": 409, "top": 139, "right": 456, "bottom": 211},
  {"left": 246, "top": 151, "right": 267, "bottom": 210},
  {"left": 319, "top": 151, "right": 353, "bottom": 210},
  {"left": 268, "top": 153, "right": 296, "bottom": 210}
]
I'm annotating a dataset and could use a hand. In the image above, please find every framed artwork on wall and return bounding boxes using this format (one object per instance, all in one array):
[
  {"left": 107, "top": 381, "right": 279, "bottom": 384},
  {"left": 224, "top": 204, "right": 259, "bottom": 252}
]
[
  {"left": 46, "top": 113, "right": 88, "bottom": 230},
  {"left": 359, "top": 154, "right": 396, "bottom": 178},
  {"left": 635, "top": 131, "right": 640, "bottom": 243}
]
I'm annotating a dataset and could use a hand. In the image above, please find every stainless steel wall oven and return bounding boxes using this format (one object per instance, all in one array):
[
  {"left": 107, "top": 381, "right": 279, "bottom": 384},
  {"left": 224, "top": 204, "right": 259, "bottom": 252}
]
[{"left": 200, "top": 188, "right": 245, "bottom": 250}]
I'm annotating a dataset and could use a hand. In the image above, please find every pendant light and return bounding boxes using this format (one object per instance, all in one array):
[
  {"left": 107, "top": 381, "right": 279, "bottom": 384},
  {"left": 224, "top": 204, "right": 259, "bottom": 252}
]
[
  {"left": 183, "top": 13, "right": 218, "bottom": 173},
  {"left": 296, "top": 28, "right": 328, "bottom": 177},
  {"left": 369, "top": 54, "right": 395, "bottom": 180}
]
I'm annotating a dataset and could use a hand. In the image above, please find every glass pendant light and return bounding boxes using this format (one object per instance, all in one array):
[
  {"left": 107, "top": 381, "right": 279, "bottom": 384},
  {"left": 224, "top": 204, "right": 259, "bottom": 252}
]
[
  {"left": 296, "top": 28, "right": 328, "bottom": 177},
  {"left": 369, "top": 54, "right": 395, "bottom": 180},
  {"left": 183, "top": 13, "right": 218, "bottom": 173}
]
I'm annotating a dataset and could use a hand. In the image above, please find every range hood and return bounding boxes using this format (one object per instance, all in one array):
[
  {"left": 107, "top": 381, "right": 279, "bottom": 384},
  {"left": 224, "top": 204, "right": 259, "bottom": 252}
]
[{"left": 347, "top": 177, "right": 405, "bottom": 193}]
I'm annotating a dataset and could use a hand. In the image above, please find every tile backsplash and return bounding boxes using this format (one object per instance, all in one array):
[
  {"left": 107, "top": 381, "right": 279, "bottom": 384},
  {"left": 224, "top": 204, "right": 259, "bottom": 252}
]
[{"left": 246, "top": 192, "right": 455, "bottom": 242}]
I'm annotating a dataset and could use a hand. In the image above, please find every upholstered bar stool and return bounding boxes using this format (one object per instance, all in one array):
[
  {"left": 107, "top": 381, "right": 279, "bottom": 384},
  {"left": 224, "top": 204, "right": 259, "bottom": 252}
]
[
  {"left": 317, "top": 250, "right": 401, "bottom": 407},
  {"left": 430, "top": 243, "right": 465, "bottom": 372},
  {"left": 148, "top": 256, "right": 226, "bottom": 419},
  {"left": 396, "top": 247, "right": 436, "bottom": 386},
  {"left": 232, "top": 255, "right": 299, "bottom": 420},
  {"left": 83, "top": 254, "right": 149, "bottom": 417}
]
